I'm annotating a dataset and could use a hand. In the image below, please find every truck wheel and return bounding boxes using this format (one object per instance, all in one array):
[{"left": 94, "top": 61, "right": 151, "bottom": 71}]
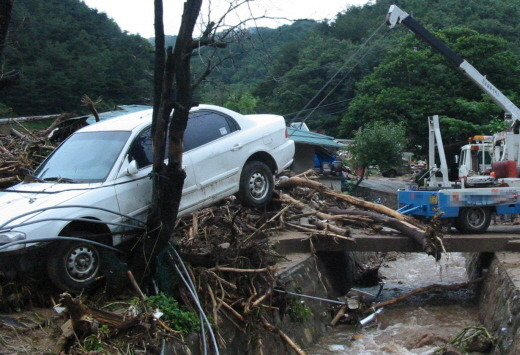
[
  {"left": 455, "top": 207, "right": 491, "bottom": 234},
  {"left": 237, "top": 161, "right": 274, "bottom": 207},
  {"left": 47, "top": 231, "right": 102, "bottom": 292},
  {"left": 387, "top": 169, "right": 397, "bottom": 178}
]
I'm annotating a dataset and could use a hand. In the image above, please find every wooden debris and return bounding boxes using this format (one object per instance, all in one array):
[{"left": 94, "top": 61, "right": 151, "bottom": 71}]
[
  {"left": 0, "top": 112, "right": 86, "bottom": 188},
  {"left": 260, "top": 315, "right": 306, "bottom": 355},
  {"left": 276, "top": 175, "right": 442, "bottom": 257},
  {"left": 80, "top": 95, "right": 101, "bottom": 122},
  {"left": 209, "top": 266, "right": 273, "bottom": 273},
  {"left": 372, "top": 277, "right": 484, "bottom": 310},
  {"left": 127, "top": 270, "right": 147, "bottom": 301},
  {"left": 330, "top": 305, "right": 348, "bottom": 326}
]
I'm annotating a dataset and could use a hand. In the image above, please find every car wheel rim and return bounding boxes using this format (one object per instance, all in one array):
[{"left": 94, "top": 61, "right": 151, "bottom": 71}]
[
  {"left": 467, "top": 208, "right": 485, "bottom": 228},
  {"left": 248, "top": 171, "right": 268, "bottom": 200},
  {"left": 66, "top": 245, "right": 99, "bottom": 282}
]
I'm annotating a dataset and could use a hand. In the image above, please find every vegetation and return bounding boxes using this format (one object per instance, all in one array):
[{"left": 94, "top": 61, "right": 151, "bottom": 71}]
[
  {"left": 2, "top": 0, "right": 519, "bottom": 154},
  {"left": 201, "top": 0, "right": 520, "bottom": 152},
  {"left": 349, "top": 121, "right": 406, "bottom": 185},
  {"left": 147, "top": 293, "right": 200, "bottom": 334},
  {"left": 1, "top": 0, "right": 153, "bottom": 116}
]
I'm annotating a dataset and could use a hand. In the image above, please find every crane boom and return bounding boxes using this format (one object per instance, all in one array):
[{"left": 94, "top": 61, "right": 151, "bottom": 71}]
[{"left": 386, "top": 5, "right": 520, "bottom": 122}]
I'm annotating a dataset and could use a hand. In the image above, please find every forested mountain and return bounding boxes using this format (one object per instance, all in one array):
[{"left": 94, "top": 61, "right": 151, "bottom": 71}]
[
  {"left": 197, "top": 0, "right": 520, "bottom": 148},
  {"left": 1, "top": 0, "right": 519, "bottom": 152},
  {"left": 1, "top": 0, "right": 153, "bottom": 116}
]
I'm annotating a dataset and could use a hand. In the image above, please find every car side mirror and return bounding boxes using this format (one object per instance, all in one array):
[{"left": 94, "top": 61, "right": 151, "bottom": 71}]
[{"left": 127, "top": 160, "right": 139, "bottom": 175}]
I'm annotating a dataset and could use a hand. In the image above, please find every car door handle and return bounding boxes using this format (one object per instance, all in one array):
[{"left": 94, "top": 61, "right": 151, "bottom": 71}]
[{"left": 231, "top": 143, "right": 244, "bottom": 151}]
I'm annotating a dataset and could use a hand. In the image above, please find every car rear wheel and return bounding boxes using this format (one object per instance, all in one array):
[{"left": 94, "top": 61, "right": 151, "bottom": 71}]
[
  {"left": 237, "top": 161, "right": 274, "bottom": 207},
  {"left": 387, "top": 169, "right": 397, "bottom": 178},
  {"left": 455, "top": 207, "right": 491, "bottom": 234},
  {"left": 47, "top": 231, "right": 102, "bottom": 292}
]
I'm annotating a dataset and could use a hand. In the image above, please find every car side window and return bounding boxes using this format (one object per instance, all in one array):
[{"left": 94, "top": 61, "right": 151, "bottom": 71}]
[
  {"left": 184, "top": 110, "right": 239, "bottom": 151},
  {"left": 128, "top": 126, "right": 153, "bottom": 169}
]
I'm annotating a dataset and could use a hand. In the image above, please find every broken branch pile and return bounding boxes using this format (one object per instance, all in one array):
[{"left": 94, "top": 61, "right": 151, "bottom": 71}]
[
  {"left": 172, "top": 171, "right": 443, "bottom": 264},
  {"left": 1, "top": 171, "right": 444, "bottom": 354}
]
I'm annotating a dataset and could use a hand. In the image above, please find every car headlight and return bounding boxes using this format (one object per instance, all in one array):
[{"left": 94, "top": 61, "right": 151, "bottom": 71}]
[{"left": 0, "top": 231, "right": 26, "bottom": 252}]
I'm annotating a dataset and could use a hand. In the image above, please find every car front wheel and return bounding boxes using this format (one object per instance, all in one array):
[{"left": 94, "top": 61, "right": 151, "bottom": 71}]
[
  {"left": 47, "top": 231, "right": 102, "bottom": 292},
  {"left": 237, "top": 161, "right": 274, "bottom": 207}
]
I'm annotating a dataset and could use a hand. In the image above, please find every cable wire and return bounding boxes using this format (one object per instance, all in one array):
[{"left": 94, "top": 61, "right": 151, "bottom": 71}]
[
  {"left": 290, "top": 20, "right": 387, "bottom": 125},
  {"left": 300, "top": 27, "right": 390, "bottom": 127},
  {"left": 167, "top": 245, "right": 219, "bottom": 355},
  {"left": 167, "top": 250, "right": 219, "bottom": 355},
  {"left": 0, "top": 236, "right": 124, "bottom": 253},
  {"left": 0, "top": 204, "right": 146, "bottom": 230}
]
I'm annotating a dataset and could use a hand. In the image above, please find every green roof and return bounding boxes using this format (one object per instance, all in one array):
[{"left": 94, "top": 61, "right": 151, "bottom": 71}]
[{"left": 288, "top": 127, "right": 342, "bottom": 149}]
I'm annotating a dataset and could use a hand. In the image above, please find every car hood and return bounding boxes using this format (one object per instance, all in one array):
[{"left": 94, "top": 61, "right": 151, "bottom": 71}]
[{"left": 0, "top": 182, "right": 99, "bottom": 229}]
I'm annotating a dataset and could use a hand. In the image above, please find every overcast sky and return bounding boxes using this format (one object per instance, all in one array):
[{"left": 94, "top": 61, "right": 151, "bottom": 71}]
[{"left": 82, "top": 0, "right": 371, "bottom": 38}]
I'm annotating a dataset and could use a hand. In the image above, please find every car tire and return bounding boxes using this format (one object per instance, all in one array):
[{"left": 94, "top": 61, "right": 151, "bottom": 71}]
[
  {"left": 47, "top": 231, "right": 103, "bottom": 293},
  {"left": 237, "top": 161, "right": 274, "bottom": 207},
  {"left": 454, "top": 207, "right": 491, "bottom": 234},
  {"left": 387, "top": 169, "right": 397, "bottom": 178}
]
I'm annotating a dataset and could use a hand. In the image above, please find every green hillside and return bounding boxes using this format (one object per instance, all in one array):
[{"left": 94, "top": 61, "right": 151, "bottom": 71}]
[
  {"left": 1, "top": 0, "right": 153, "bottom": 116},
  {"left": 1, "top": 0, "right": 519, "bottom": 150},
  {"left": 198, "top": 0, "right": 520, "bottom": 146}
]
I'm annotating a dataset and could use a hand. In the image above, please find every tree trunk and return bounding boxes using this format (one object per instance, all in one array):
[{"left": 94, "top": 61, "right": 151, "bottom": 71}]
[
  {"left": 0, "top": 0, "right": 19, "bottom": 88},
  {"left": 354, "top": 166, "right": 366, "bottom": 188},
  {"left": 130, "top": 0, "right": 202, "bottom": 285},
  {"left": 0, "top": 0, "right": 13, "bottom": 58}
]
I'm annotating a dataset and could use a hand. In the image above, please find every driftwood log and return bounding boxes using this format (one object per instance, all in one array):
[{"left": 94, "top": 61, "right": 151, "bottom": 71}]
[
  {"left": 372, "top": 276, "right": 484, "bottom": 310},
  {"left": 277, "top": 175, "right": 442, "bottom": 257}
]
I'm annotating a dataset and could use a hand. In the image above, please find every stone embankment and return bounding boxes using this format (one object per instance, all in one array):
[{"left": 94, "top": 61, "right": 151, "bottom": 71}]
[
  {"left": 165, "top": 248, "right": 351, "bottom": 354},
  {"left": 469, "top": 252, "right": 520, "bottom": 354}
]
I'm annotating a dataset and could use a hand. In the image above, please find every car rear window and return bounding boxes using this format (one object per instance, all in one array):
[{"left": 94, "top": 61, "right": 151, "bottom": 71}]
[{"left": 184, "top": 110, "right": 238, "bottom": 151}]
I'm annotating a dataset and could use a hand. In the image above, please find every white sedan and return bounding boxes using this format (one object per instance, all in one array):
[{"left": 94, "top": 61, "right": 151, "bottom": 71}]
[{"left": 0, "top": 105, "right": 294, "bottom": 291}]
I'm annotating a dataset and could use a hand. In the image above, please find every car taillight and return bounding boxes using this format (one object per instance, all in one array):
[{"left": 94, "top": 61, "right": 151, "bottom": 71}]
[{"left": 285, "top": 128, "right": 289, "bottom": 138}]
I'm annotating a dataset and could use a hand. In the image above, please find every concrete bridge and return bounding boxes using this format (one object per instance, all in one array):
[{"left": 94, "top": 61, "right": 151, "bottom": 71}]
[{"left": 271, "top": 226, "right": 520, "bottom": 254}]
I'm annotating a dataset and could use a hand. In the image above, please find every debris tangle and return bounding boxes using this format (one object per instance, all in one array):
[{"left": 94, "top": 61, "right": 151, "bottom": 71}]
[
  {"left": 0, "top": 113, "right": 86, "bottom": 188},
  {"left": 0, "top": 168, "right": 442, "bottom": 354}
]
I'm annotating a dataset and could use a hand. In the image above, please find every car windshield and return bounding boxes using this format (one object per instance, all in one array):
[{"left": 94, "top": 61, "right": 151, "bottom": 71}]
[{"left": 35, "top": 131, "right": 131, "bottom": 183}]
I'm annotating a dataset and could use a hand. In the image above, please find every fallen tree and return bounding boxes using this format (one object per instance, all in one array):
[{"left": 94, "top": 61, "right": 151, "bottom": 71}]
[{"left": 277, "top": 173, "right": 443, "bottom": 258}]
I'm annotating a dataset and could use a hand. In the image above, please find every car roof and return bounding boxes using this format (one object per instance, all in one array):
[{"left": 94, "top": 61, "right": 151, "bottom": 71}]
[{"left": 78, "top": 104, "right": 235, "bottom": 133}]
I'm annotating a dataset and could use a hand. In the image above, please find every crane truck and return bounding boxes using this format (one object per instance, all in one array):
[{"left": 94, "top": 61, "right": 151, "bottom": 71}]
[{"left": 386, "top": 5, "right": 520, "bottom": 233}]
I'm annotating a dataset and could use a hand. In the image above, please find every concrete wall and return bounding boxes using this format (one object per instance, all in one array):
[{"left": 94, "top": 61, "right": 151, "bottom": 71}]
[
  {"left": 164, "top": 253, "right": 344, "bottom": 354},
  {"left": 467, "top": 252, "right": 520, "bottom": 354}
]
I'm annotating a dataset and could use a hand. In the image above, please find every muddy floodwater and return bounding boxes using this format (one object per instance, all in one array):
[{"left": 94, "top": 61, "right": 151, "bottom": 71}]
[{"left": 308, "top": 253, "right": 480, "bottom": 354}]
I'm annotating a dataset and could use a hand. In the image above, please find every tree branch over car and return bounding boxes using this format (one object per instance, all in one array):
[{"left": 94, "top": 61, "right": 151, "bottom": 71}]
[
  {"left": 348, "top": 121, "right": 406, "bottom": 187},
  {"left": 131, "top": 0, "right": 277, "bottom": 284}
]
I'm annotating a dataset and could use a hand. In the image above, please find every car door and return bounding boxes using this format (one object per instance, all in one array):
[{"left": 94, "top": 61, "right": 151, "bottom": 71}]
[
  {"left": 113, "top": 125, "right": 197, "bottom": 223},
  {"left": 184, "top": 110, "right": 244, "bottom": 203}
]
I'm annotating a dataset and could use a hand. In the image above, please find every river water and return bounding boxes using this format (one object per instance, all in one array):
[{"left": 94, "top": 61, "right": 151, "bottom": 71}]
[{"left": 308, "top": 253, "right": 480, "bottom": 354}]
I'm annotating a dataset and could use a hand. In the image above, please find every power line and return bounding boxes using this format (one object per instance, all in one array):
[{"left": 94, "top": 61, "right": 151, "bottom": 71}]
[
  {"left": 298, "top": 25, "right": 391, "bottom": 127},
  {"left": 282, "top": 98, "right": 353, "bottom": 117},
  {"left": 290, "top": 20, "right": 388, "bottom": 124}
]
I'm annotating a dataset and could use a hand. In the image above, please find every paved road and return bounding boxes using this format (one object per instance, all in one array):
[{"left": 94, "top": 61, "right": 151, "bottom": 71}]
[
  {"left": 462, "top": 224, "right": 520, "bottom": 235},
  {"left": 358, "top": 177, "right": 409, "bottom": 194}
]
